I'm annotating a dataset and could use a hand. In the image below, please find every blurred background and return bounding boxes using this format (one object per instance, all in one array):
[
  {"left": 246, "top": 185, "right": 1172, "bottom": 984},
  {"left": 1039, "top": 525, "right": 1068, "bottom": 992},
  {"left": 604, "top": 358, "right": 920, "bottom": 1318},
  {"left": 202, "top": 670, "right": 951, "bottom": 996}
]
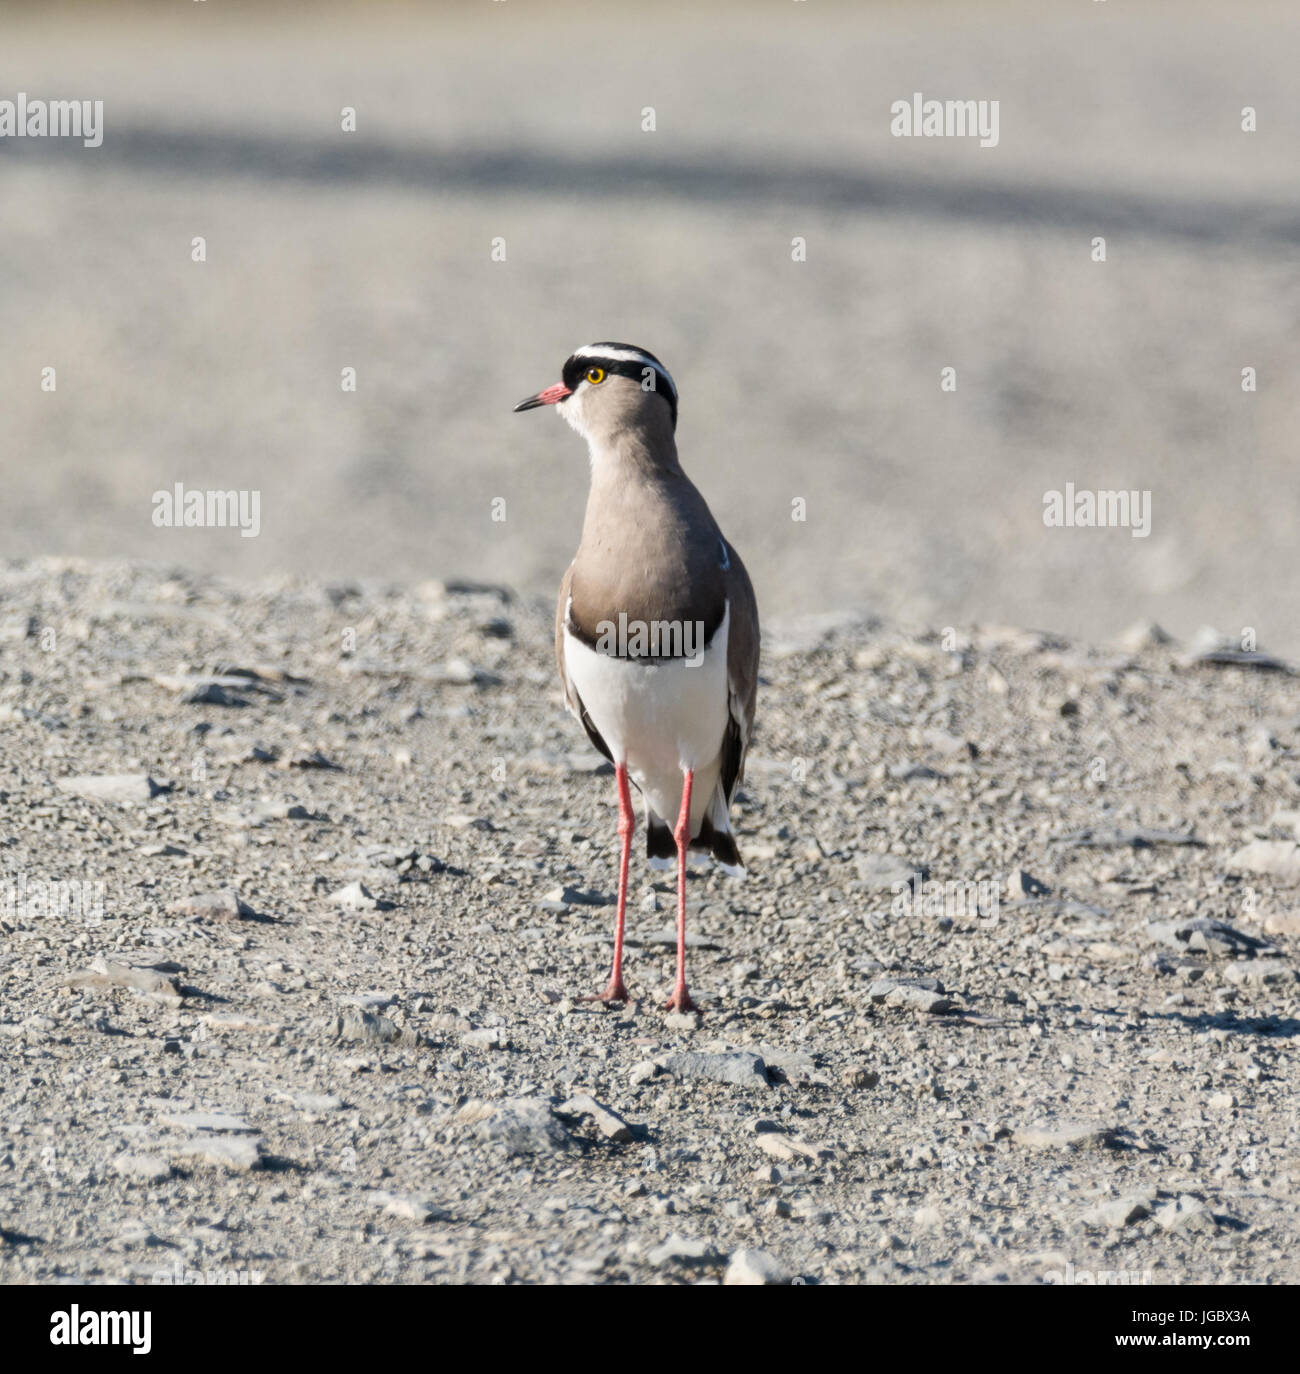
[{"left": 2, "top": 0, "right": 1298, "bottom": 650}]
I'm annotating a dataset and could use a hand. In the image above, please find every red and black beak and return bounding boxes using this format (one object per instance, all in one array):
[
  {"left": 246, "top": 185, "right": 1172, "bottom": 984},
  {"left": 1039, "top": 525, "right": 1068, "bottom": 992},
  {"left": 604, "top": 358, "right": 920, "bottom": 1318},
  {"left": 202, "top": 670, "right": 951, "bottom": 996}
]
[{"left": 513, "top": 382, "right": 572, "bottom": 412}]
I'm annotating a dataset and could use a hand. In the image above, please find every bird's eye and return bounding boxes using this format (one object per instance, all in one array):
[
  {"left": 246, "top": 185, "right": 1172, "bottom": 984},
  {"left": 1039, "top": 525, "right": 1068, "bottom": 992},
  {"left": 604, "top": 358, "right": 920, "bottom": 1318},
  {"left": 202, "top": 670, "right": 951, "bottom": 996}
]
[{"left": 585, "top": 367, "right": 606, "bottom": 385}]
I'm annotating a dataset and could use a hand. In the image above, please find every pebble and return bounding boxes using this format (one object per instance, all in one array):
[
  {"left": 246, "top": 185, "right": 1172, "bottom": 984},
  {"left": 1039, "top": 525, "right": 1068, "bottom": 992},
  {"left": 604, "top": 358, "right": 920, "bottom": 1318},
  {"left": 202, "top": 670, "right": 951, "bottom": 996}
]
[
  {"left": 855, "top": 854, "right": 926, "bottom": 889},
  {"left": 158, "top": 1110, "right": 254, "bottom": 1133},
  {"left": 724, "top": 1248, "right": 788, "bottom": 1285},
  {"left": 473, "top": 1097, "right": 571, "bottom": 1156},
  {"left": 327, "top": 881, "right": 383, "bottom": 911},
  {"left": 167, "top": 889, "right": 256, "bottom": 920},
  {"left": 557, "top": 1094, "right": 637, "bottom": 1143},
  {"left": 754, "top": 1043, "right": 820, "bottom": 1085},
  {"left": 366, "top": 1191, "right": 450, "bottom": 1224},
  {"left": 1011, "top": 1122, "right": 1118, "bottom": 1151},
  {"left": 331, "top": 1008, "right": 423, "bottom": 1048},
  {"left": 291, "top": 1093, "right": 343, "bottom": 1114},
  {"left": 63, "top": 959, "right": 182, "bottom": 1006},
  {"left": 1154, "top": 1196, "right": 1218, "bottom": 1234},
  {"left": 756, "top": 1133, "right": 825, "bottom": 1163},
  {"left": 647, "top": 1234, "right": 718, "bottom": 1269},
  {"left": 110, "top": 1154, "right": 173, "bottom": 1183},
  {"left": 867, "top": 977, "right": 958, "bottom": 1015},
  {"left": 1148, "top": 916, "right": 1273, "bottom": 959},
  {"left": 203, "top": 1013, "right": 283, "bottom": 1034},
  {"left": 657, "top": 1051, "right": 769, "bottom": 1089},
  {"left": 168, "top": 1135, "right": 263, "bottom": 1172},
  {"left": 1222, "top": 960, "right": 1293, "bottom": 987},
  {"left": 1083, "top": 1190, "right": 1159, "bottom": 1230},
  {"left": 55, "top": 773, "right": 167, "bottom": 803}
]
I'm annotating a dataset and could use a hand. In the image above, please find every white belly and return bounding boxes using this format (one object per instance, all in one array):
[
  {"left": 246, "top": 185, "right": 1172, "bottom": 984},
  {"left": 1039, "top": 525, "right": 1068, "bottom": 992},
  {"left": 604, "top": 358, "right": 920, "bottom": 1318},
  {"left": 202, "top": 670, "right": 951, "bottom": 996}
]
[{"left": 563, "top": 603, "right": 730, "bottom": 827}]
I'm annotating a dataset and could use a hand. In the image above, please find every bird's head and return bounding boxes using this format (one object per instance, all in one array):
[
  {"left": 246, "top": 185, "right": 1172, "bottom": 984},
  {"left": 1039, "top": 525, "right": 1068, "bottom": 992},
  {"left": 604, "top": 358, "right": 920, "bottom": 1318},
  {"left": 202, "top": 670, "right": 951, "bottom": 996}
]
[{"left": 513, "top": 342, "right": 678, "bottom": 448}]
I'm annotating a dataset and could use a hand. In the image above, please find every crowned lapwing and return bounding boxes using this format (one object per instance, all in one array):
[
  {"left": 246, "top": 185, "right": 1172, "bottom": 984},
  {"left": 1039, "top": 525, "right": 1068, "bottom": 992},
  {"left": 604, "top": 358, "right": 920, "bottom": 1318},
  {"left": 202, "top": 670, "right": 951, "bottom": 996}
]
[{"left": 515, "top": 343, "right": 759, "bottom": 1013}]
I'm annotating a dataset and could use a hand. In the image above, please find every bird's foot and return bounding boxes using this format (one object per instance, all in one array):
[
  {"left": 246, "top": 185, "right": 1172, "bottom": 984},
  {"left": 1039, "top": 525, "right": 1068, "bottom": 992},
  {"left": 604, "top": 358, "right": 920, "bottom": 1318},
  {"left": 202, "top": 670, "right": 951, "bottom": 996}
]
[
  {"left": 664, "top": 987, "right": 699, "bottom": 1014},
  {"left": 583, "top": 979, "right": 631, "bottom": 1005}
]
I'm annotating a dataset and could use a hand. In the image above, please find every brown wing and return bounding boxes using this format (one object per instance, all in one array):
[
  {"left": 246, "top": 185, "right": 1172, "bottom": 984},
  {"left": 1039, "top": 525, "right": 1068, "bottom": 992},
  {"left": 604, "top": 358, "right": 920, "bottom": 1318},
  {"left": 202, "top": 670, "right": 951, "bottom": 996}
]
[
  {"left": 555, "top": 562, "right": 613, "bottom": 764},
  {"left": 720, "top": 541, "right": 760, "bottom": 804}
]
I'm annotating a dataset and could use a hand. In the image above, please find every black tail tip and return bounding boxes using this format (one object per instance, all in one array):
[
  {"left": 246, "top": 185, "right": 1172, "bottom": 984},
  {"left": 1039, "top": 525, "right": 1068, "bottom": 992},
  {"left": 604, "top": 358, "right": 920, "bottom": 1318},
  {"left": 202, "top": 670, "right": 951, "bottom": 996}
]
[
  {"left": 708, "top": 829, "right": 743, "bottom": 871},
  {"left": 647, "top": 819, "right": 676, "bottom": 862},
  {"left": 646, "top": 815, "right": 745, "bottom": 873}
]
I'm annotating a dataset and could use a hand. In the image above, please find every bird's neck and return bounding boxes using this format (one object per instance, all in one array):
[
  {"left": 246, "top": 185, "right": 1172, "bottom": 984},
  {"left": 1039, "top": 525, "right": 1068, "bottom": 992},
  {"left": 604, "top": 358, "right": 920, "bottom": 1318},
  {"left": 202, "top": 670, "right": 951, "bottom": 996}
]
[{"left": 586, "top": 426, "right": 682, "bottom": 491}]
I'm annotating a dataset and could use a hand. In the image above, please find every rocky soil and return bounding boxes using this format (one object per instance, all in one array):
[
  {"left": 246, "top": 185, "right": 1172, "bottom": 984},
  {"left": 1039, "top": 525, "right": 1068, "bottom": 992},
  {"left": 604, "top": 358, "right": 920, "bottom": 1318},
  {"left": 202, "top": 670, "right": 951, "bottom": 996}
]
[{"left": 1, "top": 557, "right": 1297, "bottom": 1285}]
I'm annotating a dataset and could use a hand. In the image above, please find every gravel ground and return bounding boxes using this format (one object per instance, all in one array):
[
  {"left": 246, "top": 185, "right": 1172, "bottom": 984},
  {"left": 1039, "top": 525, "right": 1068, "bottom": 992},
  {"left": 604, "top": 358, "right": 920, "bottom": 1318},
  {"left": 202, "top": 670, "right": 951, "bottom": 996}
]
[{"left": 1, "top": 558, "right": 1298, "bottom": 1286}]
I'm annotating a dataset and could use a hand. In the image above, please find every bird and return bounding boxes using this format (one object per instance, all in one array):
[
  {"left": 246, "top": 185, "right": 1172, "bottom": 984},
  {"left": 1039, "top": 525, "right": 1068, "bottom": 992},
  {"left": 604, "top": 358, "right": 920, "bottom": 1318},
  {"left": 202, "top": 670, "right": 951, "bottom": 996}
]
[{"left": 514, "top": 343, "right": 759, "bottom": 1013}]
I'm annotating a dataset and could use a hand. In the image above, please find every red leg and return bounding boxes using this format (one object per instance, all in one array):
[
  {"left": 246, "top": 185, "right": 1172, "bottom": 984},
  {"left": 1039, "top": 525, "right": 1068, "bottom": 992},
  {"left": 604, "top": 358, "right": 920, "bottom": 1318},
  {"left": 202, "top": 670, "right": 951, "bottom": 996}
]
[
  {"left": 586, "top": 763, "right": 634, "bottom": 1003},
  {"left": 666, "top": 768, "right": 699, "bottom": 1013}
]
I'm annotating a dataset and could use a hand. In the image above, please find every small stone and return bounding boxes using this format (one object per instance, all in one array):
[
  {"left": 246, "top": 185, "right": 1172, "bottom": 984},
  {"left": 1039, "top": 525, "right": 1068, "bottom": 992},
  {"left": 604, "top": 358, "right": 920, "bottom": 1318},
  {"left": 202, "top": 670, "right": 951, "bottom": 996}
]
[
  {"left": 63, "top": 959, "right": 182, "bottom": 1006},
  {"left": 557, "top": 1094, "right": 637, "bottom": 1143},
  {"left": 1115, "top": 620, "right": 1174, "bottom": 653},
  {"left": 753, "top": 1044, "right": 820, "bottom": 1086},
  {"left": 158, "top": 1110, "right": 253, "bottom": 1133},
  {"left": 202, "top": 1012, "right": 283, "bottom": 1035},
  {"left": 167, "top": 889, "right": 255, "bottom": 920},
  {"left": 366, "top": 1191, "right": 450, "bottom": 1224},
  {"left": 1011, "top": 1122, "right": 1118, "bottom": 1151},
  {"left": 1154, "top": 1196, "right": 1215, "bottom": 1233},
  {"left": 1010, "top": 870, "right": 1051, "bottom": 898},
  {"left": 111, "top": 1153, "right": 172, "bottom": 1183},
  {"left": 756, "top": 1133, "right": 826, "bottom": 1163},
  {"left": 922, "top": 729, "right": 977, "bottom": 760},
  {"left": 330, "top": 1008, "right": 423, "bottom": 1048},
  {"left": 1147, "top": 917, "right": 1272, "bottom": 960},
  {"left": 474, "top": 1097, "right": 570, "bottom": 1156},
  {"left": 169, "top": 1135, "right": 263, "bottom": 1172},
  {"left": 658, "top": 1050, "right": 769, "bottom": 1089},
  {"left": 1084, "top": 1191, "right": 1158, "bottom": 1229},
  {"left": 664, "top": 1011, "right": 702, "bottom": 1031},
  {"left": 724, "top": 1248, "right": 788, "bottom": 1286},
  {"left": 1222, "top": 960, "right": 1293, "bottom": 987},
  {"left": 855, "top": 854, "right": 927, "bottom": 890},
  {"left": 56, "top": 773, "right": 167, "bottom": 803},
  {"left": 327, "top": 881, "right": 382, "bottom": 911},
  {"left": 867, "top": 977, "right": 958, "bottom": 1015},
  {"left": 913, "top": 1205, "right": 944, "bottom": 1232},
  {"left": 647, "top": 1234, "right": 718, "bottom": 1269},
  {"left": 1228, "top": 840, "right": 1300, "bottom": 883},
  {"left": 293, "top": 1093, "right": 343, "bottom": 1113}
]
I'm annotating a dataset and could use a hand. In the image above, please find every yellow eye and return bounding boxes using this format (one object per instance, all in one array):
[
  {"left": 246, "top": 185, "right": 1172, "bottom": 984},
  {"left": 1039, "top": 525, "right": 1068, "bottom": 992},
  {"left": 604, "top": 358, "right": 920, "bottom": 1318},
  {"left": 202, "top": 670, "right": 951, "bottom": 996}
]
[{"left": 585, "top": 366, "right": 606, "bottom": 385}]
